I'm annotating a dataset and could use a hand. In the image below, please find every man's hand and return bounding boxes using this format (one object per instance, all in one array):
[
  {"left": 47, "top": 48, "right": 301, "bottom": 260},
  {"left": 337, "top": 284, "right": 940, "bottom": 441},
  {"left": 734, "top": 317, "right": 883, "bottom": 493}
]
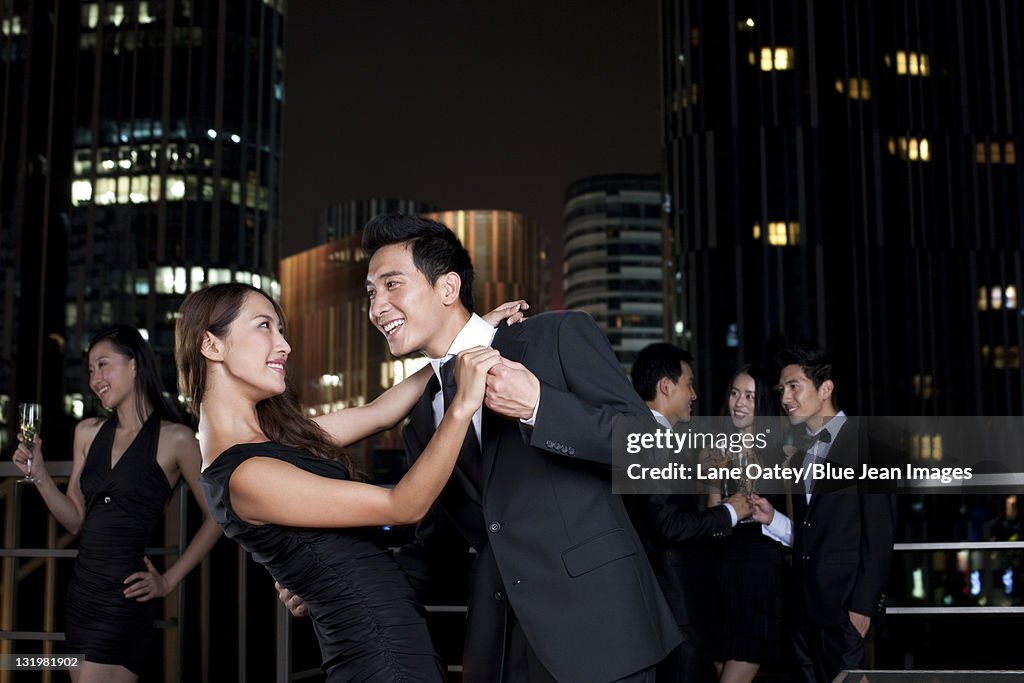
[
  {"left": 724, "top": 493, "right": 752, "bottom": 520},
  {"left": 275, "top": 581, "right": 308, "bottom": 618},
  {"left": 484, "top": 359, "right": 541, "bottom": 420},
  {"left": 749, "top": 494, "right": 775, "bottom": 525},
  {"left": 849, "top": 610, "right": 870, "bottom": 638}
]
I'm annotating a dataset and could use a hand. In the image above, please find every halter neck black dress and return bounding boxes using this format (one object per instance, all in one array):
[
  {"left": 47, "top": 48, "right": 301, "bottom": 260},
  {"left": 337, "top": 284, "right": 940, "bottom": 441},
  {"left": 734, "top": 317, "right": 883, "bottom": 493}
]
[
  {"left": 66, "top": 412, "right": 172, "bottom": 673},
  {"left": 200, "top": 441, "right": 445, "bottom": 682}
]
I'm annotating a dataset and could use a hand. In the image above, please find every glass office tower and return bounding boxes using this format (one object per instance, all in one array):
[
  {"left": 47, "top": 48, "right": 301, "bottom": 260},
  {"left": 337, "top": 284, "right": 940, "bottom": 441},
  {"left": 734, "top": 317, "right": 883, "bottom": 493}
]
[{"left": 661, "top": 0, "right": 1023, "bottom": 415}]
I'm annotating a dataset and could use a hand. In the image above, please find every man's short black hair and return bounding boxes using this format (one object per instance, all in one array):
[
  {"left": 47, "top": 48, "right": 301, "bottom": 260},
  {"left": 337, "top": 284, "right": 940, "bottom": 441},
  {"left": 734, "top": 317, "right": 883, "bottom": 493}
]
[
  {"left": 631, "top": 343, "right": 694, "bottom": 401},
  {"left": 776, "top": 343, "right": 840, "bottom": 408},
  {"left": 362, "top": 212, "right": 475, "bottom": 313}
]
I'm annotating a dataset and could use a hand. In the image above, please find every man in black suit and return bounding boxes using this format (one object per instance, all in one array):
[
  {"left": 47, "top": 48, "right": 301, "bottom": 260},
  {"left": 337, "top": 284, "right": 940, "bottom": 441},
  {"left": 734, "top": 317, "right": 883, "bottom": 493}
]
[
  {"left": 751, "top": 344, "right": 896, "bottom": 683},
  {"left": 363, "top": 214, "right": 680, "bottom": 683},
  {"left": 626, "top": 343, "right": 751, "bottom": 682}
]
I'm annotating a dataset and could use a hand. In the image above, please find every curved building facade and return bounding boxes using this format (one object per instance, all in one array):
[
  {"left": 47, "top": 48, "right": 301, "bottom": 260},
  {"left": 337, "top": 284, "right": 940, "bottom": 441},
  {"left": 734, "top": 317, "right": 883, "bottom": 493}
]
[
  {"left": 563, "top": 174, "right": 664, "bottom": 368},
  {"left": 424, "top": 209, "right": 544, "bottom": 315}
]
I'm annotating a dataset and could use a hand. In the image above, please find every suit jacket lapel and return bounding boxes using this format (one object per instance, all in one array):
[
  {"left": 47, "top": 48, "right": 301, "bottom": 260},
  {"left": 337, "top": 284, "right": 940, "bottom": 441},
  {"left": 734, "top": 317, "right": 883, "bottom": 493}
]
[{"left": 481, "top": 326, "right": 528, "bottom": 489}]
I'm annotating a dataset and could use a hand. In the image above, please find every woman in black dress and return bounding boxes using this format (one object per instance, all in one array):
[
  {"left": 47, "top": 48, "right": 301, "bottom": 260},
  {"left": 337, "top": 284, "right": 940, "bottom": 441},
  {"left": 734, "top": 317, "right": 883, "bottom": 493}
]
[
  {"left": 175, "top": 283, "right": 522, "bottom": 681},
  {"left": 10, "top": 325, "right": 222, "bottom": 682},
  {"left": 706, "top": 365, "right": 787, "bottom": 683}
]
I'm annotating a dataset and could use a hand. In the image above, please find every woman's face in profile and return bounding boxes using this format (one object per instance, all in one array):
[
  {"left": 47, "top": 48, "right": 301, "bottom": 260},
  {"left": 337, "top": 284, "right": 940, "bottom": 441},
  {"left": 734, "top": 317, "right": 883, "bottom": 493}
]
[{"left": 728, "top": 373, "right": 756, "bottom": 430}]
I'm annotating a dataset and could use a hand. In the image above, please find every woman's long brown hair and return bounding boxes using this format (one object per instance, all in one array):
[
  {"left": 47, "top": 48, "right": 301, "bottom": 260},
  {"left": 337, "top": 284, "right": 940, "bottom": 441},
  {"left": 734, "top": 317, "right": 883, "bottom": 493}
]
[{"left": 175, "top": 283, "right": 353, "bottom": 471}]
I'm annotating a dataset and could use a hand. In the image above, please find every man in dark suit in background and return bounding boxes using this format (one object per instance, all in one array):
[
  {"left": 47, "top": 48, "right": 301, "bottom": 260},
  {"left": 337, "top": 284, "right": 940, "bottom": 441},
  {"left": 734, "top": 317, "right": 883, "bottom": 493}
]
[
  {"left": 363, "top": 214, "right": 680, "bottom": 683},
  {"left": 626, "top": 343, "right": 752, "bottom": 682},
  {"left": 751, "top": 344, "right": 897, "bottom": 683}
]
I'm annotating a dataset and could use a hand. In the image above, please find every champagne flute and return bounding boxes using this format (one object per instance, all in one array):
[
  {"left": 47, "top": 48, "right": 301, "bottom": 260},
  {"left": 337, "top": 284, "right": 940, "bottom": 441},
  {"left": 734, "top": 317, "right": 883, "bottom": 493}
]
[{"left": 18, "top": 402, "right": 41, "bottom": 483}]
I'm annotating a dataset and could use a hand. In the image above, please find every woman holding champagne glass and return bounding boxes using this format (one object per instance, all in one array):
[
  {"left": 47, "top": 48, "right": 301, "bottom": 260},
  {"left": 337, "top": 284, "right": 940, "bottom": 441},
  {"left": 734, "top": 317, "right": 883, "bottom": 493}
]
[
  {"left": 10, "top": 325, "right": 222, "bottom": 683},
  {"left": 706, "top": 365, "right": 788, "bottom": 683}
]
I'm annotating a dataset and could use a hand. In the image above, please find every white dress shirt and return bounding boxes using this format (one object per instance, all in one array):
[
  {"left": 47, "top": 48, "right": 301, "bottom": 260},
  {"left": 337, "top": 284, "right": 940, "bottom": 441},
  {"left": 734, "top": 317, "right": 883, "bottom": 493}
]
[
  {"left": 761, "top": 411, "right": 848, "bottom": 547},
  {"left": 429, "top": 314, "right": 497, "bottom": 446}
]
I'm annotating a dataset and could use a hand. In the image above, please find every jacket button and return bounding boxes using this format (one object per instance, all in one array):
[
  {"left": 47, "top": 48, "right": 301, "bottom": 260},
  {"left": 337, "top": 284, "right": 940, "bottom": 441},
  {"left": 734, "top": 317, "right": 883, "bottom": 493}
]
[
  {"left": 568, "top": 447, "right": 575, "bottom": 455},
  {"left": 802, "top": 554, "right": 810, "bottom": 561},
  {"left": 488, "top": 522, "right": 502, "bottom": 533},
  {"left": 545, "top": 440, "right": 554, "bottom": 448},
  {"left": 513, "top": 579, "right": 521, "bottom": 585},
  {"left": 104, "top": 496, "right": 111, "bottom": 503},
  {"left": 804, "top": 521, "right": 811, "bottom": 527},
  {"left": 493, "top": 591, "right": 503, "bottom": 601}
]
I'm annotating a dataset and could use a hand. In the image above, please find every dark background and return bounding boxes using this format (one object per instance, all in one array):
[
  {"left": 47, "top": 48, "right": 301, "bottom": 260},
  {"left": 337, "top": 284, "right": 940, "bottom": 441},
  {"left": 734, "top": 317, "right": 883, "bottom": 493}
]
[{"left": 280, "top": 0, "right": 661, "bottom": 266}]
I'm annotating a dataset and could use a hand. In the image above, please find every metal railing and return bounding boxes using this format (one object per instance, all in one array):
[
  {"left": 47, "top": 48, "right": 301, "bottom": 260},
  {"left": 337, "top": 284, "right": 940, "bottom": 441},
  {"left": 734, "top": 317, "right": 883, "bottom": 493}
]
[{"left": 0, "top": 462, "right": 188, "bottom": 683}]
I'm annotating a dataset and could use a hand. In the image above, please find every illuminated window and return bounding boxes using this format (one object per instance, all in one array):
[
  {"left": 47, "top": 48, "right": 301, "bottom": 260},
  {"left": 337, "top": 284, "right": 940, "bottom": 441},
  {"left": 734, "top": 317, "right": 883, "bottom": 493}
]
[
  {"left": 156, "top": 267, "right": 174, "bottom": 294},
  {"left": 190, "top": 267, "right": 205, "bottom": 292},
  {"left": 912, "top": 374, "right": 935, "bottom": 400},
  {"left": 95, "top": 178, "right": 117, "bottom": 205},
  {"left": 71, "top": 180, "right": 93, "bottom": 206},
  {"left": 994, "top": 345, "right": 1006, "bottom": 370},
  {"left": 834, "top": 77, "right": 871, "bottom": 100},
  {"left": 976, "top": 141, "right": 1018, "bottom": 165},
  {"left": 2, "top": 16, "right": 23, "bottom": 36},
  {"left": 107, "top": 2, "right": 126, "bottom": 26},
  {"left": 1011, "top": 346, "right": 1022, "bottom": 369},
  {"left": 135, "top": 277, "right": 149, "bottom": 296},
  {"left": 893, "top": 50, "right": 930, "bottom": 76},
  {"left": 887, "top": 136, "right": 931, "bottom": 162},
  {"left": 672, "top": 84, "right": 701, "bottom": 111},
  {"left": 759, "top": 46, "right": 794, "bottom": 71},
  {"left": 981, "top": 345, "right": 990, "bottom": 367},
  {"left": 753, "top": 221, "right": 800, "bottom": 246},
  {"left": 167, "top": 176, "right": 186, "bottom": 200},
  {"left": 138, "top": 1, "right": 157, "bottom": 24},
  {"left": 991, "top": 286, "right": 1003, "bottom": 310},
  {"left": 977, "top": 286, "right": 988, "bottom": 311},
  {"left": 1006, "top": 286, "right": 1018, "bottom": 309}
]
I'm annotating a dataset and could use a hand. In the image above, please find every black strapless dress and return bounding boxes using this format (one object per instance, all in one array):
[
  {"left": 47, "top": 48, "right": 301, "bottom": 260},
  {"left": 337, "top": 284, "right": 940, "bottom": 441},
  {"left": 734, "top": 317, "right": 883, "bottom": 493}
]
[
  {"left": 66, "top": 412, "right": 172, "bottom": 673},
  {"left": 200, "top": 441, "right": 445, "bottom": 682}
]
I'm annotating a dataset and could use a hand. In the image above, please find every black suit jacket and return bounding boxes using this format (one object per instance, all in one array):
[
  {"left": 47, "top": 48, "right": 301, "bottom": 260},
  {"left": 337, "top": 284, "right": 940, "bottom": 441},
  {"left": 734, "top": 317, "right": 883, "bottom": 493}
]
[
  {"left": 791, "top": 418, "right": 897, "bottom": 627},
  {"left": 401, "top": 312, "right": 681, "bottom": 683},
  {"left": 629, "top": 491, "right": 731, "bottom": 628}
]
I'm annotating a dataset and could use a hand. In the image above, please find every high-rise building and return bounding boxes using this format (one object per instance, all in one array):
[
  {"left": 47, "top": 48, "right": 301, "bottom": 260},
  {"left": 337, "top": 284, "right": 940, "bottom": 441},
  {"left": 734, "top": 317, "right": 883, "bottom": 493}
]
[
  {"left": 424, "top": 209, "right": 545, "bottom": 315},
  {"left": 317, "top": 198, "right": 437, "bottom": 243},
  {"left": 563, "top": 174, "right": 664, "bottom": 368},
  {"left": 660, "top": 0, "right": 1024, "bottom": 415},
  {"left": 60, "top": 1, "right": 285, "bottom": 407},
  {"left": 0, "top": 1, "right": 79, "bottom": 452}
]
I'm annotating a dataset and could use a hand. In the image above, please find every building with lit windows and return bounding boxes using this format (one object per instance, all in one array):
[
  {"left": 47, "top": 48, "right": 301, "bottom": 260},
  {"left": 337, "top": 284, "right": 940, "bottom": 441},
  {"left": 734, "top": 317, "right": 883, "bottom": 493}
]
[
  {"left": 0, "top": 1, "right": 78, "bottom": 453},
  {"left": 60, "top": 0, "right": 285, "bottom": 405},
  {"left": 661, "top": 0, "right": 1024, "bottom": 416},
  {"left": 660, "top": 1, "right": 1024, "bottom": 670},
  {"left": 424, "top": 209, "right": 545, "bottom": 315},
  {"left": 563, "top": 174, "right": 664, "bottom": 369}
]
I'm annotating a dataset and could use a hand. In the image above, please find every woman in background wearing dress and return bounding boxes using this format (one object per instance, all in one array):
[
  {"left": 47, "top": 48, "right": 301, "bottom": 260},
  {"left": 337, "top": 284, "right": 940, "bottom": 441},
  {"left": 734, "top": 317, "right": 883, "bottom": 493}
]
[
  {"left": 10, "top": 325, "right": 222, "bottom": 683},
  {"left": 706, "top": 365, "right": 787, "bottom": 683}
]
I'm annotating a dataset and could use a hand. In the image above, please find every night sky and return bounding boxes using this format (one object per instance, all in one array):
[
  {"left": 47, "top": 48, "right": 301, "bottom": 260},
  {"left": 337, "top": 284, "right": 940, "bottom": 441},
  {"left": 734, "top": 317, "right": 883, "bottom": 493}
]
[{"left": 280, "top": 0, "right": 661, "bottom": 263}]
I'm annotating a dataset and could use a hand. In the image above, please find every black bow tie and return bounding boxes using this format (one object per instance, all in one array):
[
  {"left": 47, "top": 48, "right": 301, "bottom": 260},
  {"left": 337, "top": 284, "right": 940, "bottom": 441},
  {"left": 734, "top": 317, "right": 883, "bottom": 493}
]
[{"left": 810, "top": 429, "right": 832, "bottom": 444}]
